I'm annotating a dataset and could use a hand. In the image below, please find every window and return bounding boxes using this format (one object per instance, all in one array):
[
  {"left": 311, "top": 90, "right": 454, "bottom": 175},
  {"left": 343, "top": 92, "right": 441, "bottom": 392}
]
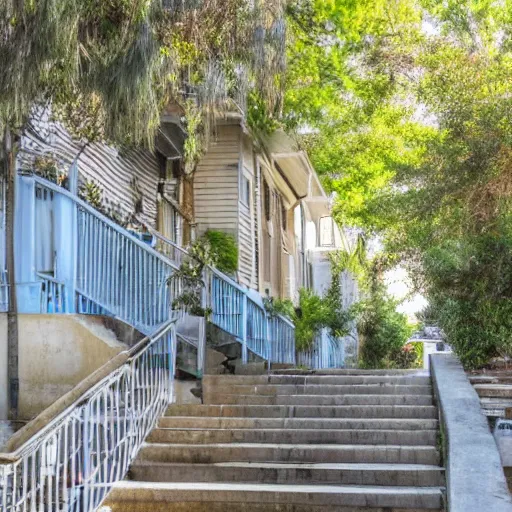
[
  {"left": 281, "top": 200, "right": 287, "bottom": 231},
  {"left": 263, "top": 180, "right": 271, "bottom": 221},
  {"left": 319, "top": 216, "right": 335, "bottom": 247},
  {"left": 241, "top": 174, "right": 251, "bottom": 206}
]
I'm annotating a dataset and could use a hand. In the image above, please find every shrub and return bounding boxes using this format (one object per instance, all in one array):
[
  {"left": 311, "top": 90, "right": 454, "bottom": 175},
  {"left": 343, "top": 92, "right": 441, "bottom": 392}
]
[
  {"left": 203, "top": 230, "right": 238, "bottom": 274},
  {"left": 423, "top": 233, "right": 512, "bottom": 368},
  {"left": 356, "top": 280, "right": 414, "bottom": 369},
  {"left": 265, "top": 285, "right": 353, "bottom": 352}
]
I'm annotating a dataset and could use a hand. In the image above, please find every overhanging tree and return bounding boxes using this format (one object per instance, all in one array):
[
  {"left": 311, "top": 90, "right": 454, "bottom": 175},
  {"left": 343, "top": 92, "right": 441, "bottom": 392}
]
[
  {"left": 283, "top": 0, "right": 512, "bottom": 368},
  {"left": 0, "top": 0, "right": 286, "bottom": 418}
]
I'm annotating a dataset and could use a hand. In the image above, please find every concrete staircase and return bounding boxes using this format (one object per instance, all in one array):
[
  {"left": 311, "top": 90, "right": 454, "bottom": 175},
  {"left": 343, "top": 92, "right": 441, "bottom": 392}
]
[{"left": 104, "top": 369, "right": 445, "bottom": 511}]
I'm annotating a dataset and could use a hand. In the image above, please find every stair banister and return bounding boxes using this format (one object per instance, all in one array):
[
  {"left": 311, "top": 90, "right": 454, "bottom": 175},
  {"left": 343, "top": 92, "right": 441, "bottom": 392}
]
[{"left": 0, "top": 320, "right": 177, "bottom": 512}]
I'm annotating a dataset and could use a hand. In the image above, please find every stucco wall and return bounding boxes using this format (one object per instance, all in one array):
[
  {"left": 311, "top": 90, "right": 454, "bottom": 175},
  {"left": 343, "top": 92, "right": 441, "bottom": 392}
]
[{"left": 0, "top": 314, "right": 128, "bottom": 420}]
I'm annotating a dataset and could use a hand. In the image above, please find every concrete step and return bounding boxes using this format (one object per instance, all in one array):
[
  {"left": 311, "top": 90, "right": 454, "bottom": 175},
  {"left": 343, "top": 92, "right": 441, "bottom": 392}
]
[
  {"left": 158, "top": 416, "right": 440, "bottom": 431},
  {"left": 138, "top": 443, "right": 440, "bottom": 465},
  {"left": 129, "top": 461, "right": 445, "bottom": 487},
  {"left": 473, "top": 384, "right": 512, "bottom": 398},
  {"left": 165, "top": 404, "right": 439, "bottom": 419},
  {"left": 203, "top": 375, "right": 432, "bottom": 386},
  {"left": 206, "top": 384, "right": 434, "bottom": 396},
  {"left": 203, "top": 394, "right": 434, "bottom": 406},
  {"left": 147, "top": 428, "right": 438, "bottom": 446},
  {"left": 105, "top": 481, "right": 444, "bottom": 510},
  {"left": 271, "top": 369, "right": 430, "bottom": 376}
]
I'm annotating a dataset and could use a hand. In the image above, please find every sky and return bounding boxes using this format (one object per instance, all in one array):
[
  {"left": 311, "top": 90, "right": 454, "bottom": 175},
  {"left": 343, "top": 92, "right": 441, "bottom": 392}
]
[{"left": 385, "top": 266, "right": 428, "bottom": 321}]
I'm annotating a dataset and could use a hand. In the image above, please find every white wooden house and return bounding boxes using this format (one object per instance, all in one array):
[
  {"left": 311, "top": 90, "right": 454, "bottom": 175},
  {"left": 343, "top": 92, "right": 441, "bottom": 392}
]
[{"left": 8, "top": 108, "right": 354, "bottom": 312}]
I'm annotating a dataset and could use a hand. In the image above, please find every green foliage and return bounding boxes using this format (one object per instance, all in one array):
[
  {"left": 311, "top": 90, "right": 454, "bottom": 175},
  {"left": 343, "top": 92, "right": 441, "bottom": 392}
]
[
  {"left": 423, "top": 233, "right": 512, "bottom": 368},
  {"left": 246, "top": 91, "right": 280, "bottom": 135},
  {"left": 284, "top": 0, "right": 512, "bottom": 368},
  {"left": 263, "top": 296, "right": 296, "bottom": 319},
  {"left": 264, "top": 256, "right": 354, "bottom": 351},
  {"left": 79, "top": 180, "right": 103, "bottom": 210},
  {"left": 169, "top": 237, "right": 217, "bottom": 317},
  {"left": 203, "top": 230, "right": 238, "bottom": 275},
  {"left": 170, "top": 231, "right": 237, "bottom": 316},
  {"left": 183, "top": 100, "right": 204, "bottom": 175},
  {"left": 33, "top": 155, "right": 64, "bottom": 184},
  {"left": 294, "top": 289, "right": 333, "bottom": 351},
  {"left": 356, "top": 265, "right": 414, "bottom": 369},
  {"left": 0, "top": 0, "right": 285, "bottom": 150}
]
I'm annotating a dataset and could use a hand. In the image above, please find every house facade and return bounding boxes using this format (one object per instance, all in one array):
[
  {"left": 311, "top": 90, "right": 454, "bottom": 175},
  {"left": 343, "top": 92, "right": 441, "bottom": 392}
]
[{"left": 0, "top": 109, "right": 357, "bottom": 369}]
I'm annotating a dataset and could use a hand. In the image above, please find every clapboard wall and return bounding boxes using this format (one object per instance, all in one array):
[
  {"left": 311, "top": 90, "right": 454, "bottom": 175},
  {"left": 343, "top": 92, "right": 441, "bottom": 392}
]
[
  {"left": 194, "top": 124, "right": 240, "bottom": 234},
  {"left": 18, "top": 111, "right": 161, "bottom": 227},
  {"left": 239, "top": 134, "right": 257, "bottom": 288}
]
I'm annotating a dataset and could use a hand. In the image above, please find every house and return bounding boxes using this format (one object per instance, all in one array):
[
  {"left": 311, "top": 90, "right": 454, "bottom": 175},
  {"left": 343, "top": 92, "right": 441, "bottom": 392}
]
[{"left": 0, "top": 108, "right": 357, "bottom": 372}]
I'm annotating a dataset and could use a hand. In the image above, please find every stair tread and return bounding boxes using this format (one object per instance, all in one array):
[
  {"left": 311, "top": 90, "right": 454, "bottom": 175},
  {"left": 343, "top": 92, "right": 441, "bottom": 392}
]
[
  {"left": 167, "top": 404, "right": 437, "bottom": 410},
  {"left": 154, "top": 427, "right": 438, "bottom": 433},
  {"left": 131, "top": 461, "right": 444, "bottom": 471},
  {"left": 113, "top": 480, "right": 444, "bottom": 494},
  {"left": 143, "top": 442, "right": 438, "bottom": 449},
  {"left": 162, "top": 416, "right": 438, "bottom": 424}
]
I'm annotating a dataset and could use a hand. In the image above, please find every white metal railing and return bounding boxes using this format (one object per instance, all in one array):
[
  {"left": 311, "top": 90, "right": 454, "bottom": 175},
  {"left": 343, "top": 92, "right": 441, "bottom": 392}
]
[
  {"left": 30, "top": 177, "right": 182, "bottom": 335},
  {"left": 0, "top": 321, "right": 176, "bottom": 512}
]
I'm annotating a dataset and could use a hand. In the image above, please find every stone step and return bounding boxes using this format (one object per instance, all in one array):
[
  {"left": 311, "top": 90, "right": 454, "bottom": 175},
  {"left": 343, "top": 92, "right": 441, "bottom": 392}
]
[
  {"left": 147, "top": 428, "right": 438, "bottom": 446},
  {"left": 205, "top": 384, "right": 434, "bottom": 396},
  {"left": 203, "top": 375, "right": 432, "bottom": 386},
  {"left": 158, "top": 416, "right": 440, "bottom": 431},
  {"left": 203, "top": 394, "right": 434, "bottom": 406},
  {"left": 138, "top": 443, "right": 440, "bottom": 465},
  {"left": 271, "top": 369, "right": 430, "bottom": 376},
  {"left": 473, "top": 384, "right": 512, "bottom": 398},
  {"left": 105, "top": 481, "right": 444, "bottom": 510},
  {"left": 128, "top": 461, "right": 445, "bottom": 487},
  {"left": 165, "top": 404, "right": 439, "bottom": 420}
]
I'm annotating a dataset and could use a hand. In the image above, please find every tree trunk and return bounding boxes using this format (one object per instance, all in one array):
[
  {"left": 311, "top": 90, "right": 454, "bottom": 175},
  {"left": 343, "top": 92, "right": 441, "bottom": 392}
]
[{"left": 4, "top": 129, "right": 19, "bottom": 420}]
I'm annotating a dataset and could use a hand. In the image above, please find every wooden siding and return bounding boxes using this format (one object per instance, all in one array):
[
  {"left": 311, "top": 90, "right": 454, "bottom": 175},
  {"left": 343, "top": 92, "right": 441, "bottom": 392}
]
[
  {"left": 194, "top": 124, "right": 241, "bottom": 237},
  {"left": 18, "top": 111, "right": 161, "bottom": 227},
  {"left": 238, "top": 134, "right": 257, "bottom": 288}
]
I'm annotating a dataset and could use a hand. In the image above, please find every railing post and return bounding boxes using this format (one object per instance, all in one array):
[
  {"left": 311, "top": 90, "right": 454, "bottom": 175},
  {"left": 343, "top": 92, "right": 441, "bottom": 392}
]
[
  {"left": 197, "top": 316, "right": 206, "bottom": 378},
  {"left": 82, "top": 404, "right": 91, "bottom": 511},
  {"left": 265, "top": 312, "right": 271, "bottom": 374},
  {"left": 241, "top": 293, "right": 248, "bottom": 365}
]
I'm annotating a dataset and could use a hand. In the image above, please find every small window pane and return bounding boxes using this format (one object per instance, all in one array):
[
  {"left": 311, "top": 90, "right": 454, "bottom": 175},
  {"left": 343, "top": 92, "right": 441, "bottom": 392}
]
[{"left": 241, "top": 175, "right": 251, "bottom": 205}]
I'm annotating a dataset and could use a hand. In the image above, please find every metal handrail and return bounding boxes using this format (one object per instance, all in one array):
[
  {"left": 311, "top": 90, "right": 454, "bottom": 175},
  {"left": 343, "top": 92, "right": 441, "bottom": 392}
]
[
  {"left": 0, "top": 320, "right": 177, "bottom": 511},
  {"left": 30, "top": 176, "right": 183, "bottom": 333},
  {"left": 145, "top": 227, "right": 296, "bottom": 364},
  {"left": 32, "top": 176, "right": 180, "bottom": 272}
]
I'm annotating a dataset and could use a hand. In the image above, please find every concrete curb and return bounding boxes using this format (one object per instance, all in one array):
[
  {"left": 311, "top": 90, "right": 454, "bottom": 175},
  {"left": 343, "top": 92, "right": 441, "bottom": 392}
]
[{"left": 430, "top": 353, "right": 512, "bottom": 512}]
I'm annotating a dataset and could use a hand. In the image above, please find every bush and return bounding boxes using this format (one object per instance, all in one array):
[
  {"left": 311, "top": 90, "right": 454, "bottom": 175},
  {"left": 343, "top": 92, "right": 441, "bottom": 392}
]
[
  {"left": 265, "top": 285, "right": 353, "bottom": 352},
  {"left": 356, "top": 280, "right": 414, "bottom": 369},
  {"left": 423, "top": 233, "right": 512, "bottom": 368},
  {"left": 202, "top": 230, "right": 238, "bottom": 274}
]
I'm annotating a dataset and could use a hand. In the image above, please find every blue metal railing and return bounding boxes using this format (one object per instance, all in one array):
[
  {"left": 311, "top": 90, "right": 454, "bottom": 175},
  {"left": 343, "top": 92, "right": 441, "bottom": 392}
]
[
  {"left": 150, "top": 230, "right": 297, "bottom": 365},
  {"left": 19, "top": 175, "right": 352, "bottom": 370},
  {"left": 296, "top": 330, "right": 348, "bottom": 369},
  {"left": 26, "top": 176, "right": 182, "bottom": 335}
]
